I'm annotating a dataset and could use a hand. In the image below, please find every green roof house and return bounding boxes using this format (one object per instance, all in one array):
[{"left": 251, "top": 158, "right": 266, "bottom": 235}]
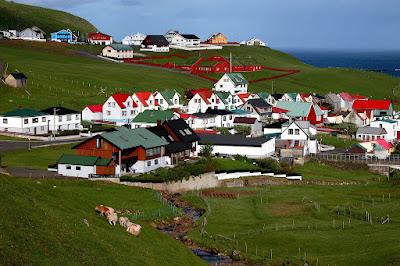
[
  {"left": 56, "top": 154, "right": 114, "bottom": 178},
  {"left": 275, "top": 101, "right": 324, "bottom": 125},
  {"left": 214, "top": 73, "right": 249, "bottom": 94},
  {"left": 154, "top": 90, "right": 183, "bottom": 109},
  {"left": 0, "top": 108, "right": 49, "bottom": 135},
  {"left": 131, "top": 110, "right": 177, "bottom": 128}
]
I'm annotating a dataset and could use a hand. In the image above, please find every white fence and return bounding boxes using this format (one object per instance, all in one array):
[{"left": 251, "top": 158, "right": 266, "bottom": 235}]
[{"left": 216, "top": 172, "right": 302, "bottom": 181}]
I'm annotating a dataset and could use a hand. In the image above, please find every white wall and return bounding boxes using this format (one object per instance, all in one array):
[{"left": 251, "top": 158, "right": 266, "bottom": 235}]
[
  {"left": 129, "top": 156, "right": 168, "bottom": 173},
  {"left": 102, "top": 46, "right": 134, "bottom": 59},
  {"left": 187, "top": 95, "right": 209, "bottom": 114},
  {"left": 0, "top": 115, "right": 49, "bottom": 135},
  {"left": 214, "top": 74, "right": 247, "bottom": 94},
  {"left": 369, "top": 121, "right": 398, "bottom": 141},
  {"left": 47, "top": 113, "right": 81, "bottom": 131},
  {"left": 82, "top": 108, "right": 103, "bottom": 121},
  {"left": 58, "top": 164, "right": 95, "bottom": 178}
]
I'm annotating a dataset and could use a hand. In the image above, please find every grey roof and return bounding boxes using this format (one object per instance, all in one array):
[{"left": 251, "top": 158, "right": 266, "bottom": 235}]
[
  {"left": 246, "top": 98, "right": 271, "bottom": 108},
  {"left": 181, "top": 34, "right": 200, "bottom": 40},
  {"left": 109, "top": 44, "right": 133, "bottom": 51},
  {"left": 326, "top": 93, "right": 341, "bottom": 102},
  {"left": 356, "top": 126, "right": 387, "bottom": 135},
  {"left": 198, "top": 134, "right": 271, "bottom": 147}
]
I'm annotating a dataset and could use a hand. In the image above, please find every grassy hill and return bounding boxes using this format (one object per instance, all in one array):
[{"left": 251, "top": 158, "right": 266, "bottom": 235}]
[
  {"left": 0, "top": 0, "right": 96, "bottom": 34},
  {"left": 0, "top": 40, "right": 399, "bottom": 113},
  {"left": 0, "top": 175, "right": 205, "bottom": 265}
]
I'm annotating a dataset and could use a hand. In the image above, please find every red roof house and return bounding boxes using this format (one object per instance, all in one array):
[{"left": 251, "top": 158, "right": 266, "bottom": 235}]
[
  {"left": 88, "top": 32, "right": 113, "bottom": 45},
  {"left": 87, "top": 104, "right": 103, "bottom": 113},
  {"left": 352, "top": 99, "right": 393, "bottom": 116}
]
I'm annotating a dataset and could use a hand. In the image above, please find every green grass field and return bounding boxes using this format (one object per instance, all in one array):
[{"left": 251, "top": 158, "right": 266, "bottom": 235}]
[
  {"left": 1, "top": 41, "right": 399, "bottom": 113},
  {"left": 0, "top": 0, "right": 96, "bottom": 34},
  {"left": 0, "top": 175, "right": 204, "bottom": 265},
  {"left": 317, "top": 134, "right": 358, "bottom": 149},
  {"left": 185, "top": 184, "right": 400, "bottom": 265},
  {"left": 0, "top": 143, "right": 75, "bottom": 169}
]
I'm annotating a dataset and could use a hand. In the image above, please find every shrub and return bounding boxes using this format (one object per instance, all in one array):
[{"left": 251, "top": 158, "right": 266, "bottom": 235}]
[{"left": 256, "top": 158, "right": 281, "bottom": 173}]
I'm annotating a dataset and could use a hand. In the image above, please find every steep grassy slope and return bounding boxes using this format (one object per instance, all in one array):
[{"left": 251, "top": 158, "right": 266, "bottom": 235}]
[
  {"left": 0, "top": 40, "right": 399, "bottom": 112},
  {"left": 0, "top": 175, "right": 205, "bottom": 265},
  {"left": 0, "top": 0, "right": 96, "bottom": 34}
]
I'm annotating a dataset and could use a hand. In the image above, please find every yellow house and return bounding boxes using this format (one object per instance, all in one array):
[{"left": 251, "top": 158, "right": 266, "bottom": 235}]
[{"left": 207, "top": 33, "right": 227, "bottom": 44}]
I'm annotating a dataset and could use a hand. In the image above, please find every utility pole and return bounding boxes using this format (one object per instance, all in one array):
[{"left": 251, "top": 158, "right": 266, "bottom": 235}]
[
  {"left": 230, "top": 52, "right": 232, "bottom": 73},
  {"left": 272, "top": 80, "right": 274, "bottom": 94},
  {"left": 53, "top": 107, "right": 59, "bottom": 140}
]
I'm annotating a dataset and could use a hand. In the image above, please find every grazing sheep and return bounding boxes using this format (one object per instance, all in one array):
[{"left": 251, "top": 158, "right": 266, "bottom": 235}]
[
  {"left": 127, "top": 223, "right": 141, "bottom": 236},
  {"left": 105, "top": 206, "right": 115, "bottom": 216},
  {"left": 95, "top": 205, "right": 110, "bottom": 216},
  {"left": 119, "top": 217, "right": 129, "bottom": 228},
  {"left": 107, "top": 212, "right": 118, "bottom": 226}
]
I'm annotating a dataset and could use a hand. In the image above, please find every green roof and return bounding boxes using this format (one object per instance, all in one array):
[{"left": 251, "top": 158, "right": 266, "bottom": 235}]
[
  {"left": 57, "top": 154, "right": 112, "bottom": 166},
  {"left": 379, "top": 119, "right": 397, "bottom": 124},
  {"left": 132, "top": 110, "right": 174, "bottom": 124},
  {"left": 215, "top": 92, "right": 230, "bottom": 105},
  {"left": 159, "top": 90, "right": 179, "bottom": 105},
  {"left": 257, "top": 92, "right": 270, "bottom": 100},
  {"left": 286, "top": 93, "right": 299, "bottom": 101},
  {"left": 276, "top": 102, "right": 323, "bottom": 117},
  {"left": 102, "top": 127, "right": 168, "bottom": 150},
  {"left": 2, "top": 108, "right": 47, "bottom": 117},
  {"left": 109, "top": 44, "right": 133, "bottom": 51},
  {"left": 226, "top": 73, "right": 248, "bottom": 85}
]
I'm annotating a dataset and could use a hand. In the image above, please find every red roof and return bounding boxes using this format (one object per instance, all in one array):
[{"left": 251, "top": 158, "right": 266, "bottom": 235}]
[
  {"left": 272, "top": 107, "right": 288, "bottom": 113},
  {"left": 87, "top": 104, "right": 103, "bottom": 113},
  {"left": 194, "top": 129, "right": 219, "bottom": 135},
  {"left": 134, "top": 92, "right": 152, "bottom": 107},
  {"left": 351, "top": 94, "right": 367, "bottom": 100},
  {"left": 236, "top": 93, "right": 250, "bottom": 102},
  {"left": 352, "top": 99, "right": 391, "bottom": 110},
  {"left": 177, "top": 112, "right": 194, "bottom": 120},
  {"left": 111, "top": 93, "right": 131, "bottom": 109},
  {"left": 376, "top": 139, "right": 393, "bottom": 150},
  {"left": 233, "top": 117, "right": 257, "bottom": 124},
  {"left": 339, "top": 92, "right": 353, "bottom": 102},
  {"left": 88, "top": 32, "right": 112, "bottom": 41},
  {"left": 195, "top": 90, "right": 213, "bottom": 104},
  {"left": 191, "top": 88, "right": 211, "bottom": 95}
]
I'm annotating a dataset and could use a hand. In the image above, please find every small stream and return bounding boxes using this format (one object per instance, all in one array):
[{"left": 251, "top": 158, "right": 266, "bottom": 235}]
[{"left": 156, "top": 193, "right": 236, "bottom": 265}]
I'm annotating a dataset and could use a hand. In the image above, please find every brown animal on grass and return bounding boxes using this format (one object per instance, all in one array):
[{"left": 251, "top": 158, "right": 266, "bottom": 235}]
[
  {"left": 107, "top": 212, "right": 118, "bottom": 226},
  {"left": 95, "top": 205, "right": 110, "bottom": 216}
]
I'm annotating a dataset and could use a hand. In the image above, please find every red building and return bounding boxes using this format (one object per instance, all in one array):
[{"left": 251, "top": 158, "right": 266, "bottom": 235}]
[{"left": 88, "top": 32, "right": 113, "bottom": 45}]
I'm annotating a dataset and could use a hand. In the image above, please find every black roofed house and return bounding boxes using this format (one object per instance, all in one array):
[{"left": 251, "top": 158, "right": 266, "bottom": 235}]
[
  {"left": 40, "top": 106, "right": 81, "bottom": 132},
  {"left": 197, "top": 133, "right": 276, "bottom": 159},
  {"left": 239, "top": 98, "right": 272, "bottom": 122},
  {"left": 140, "top": 35, "right": 170, "bottom": 52},
  {"left": 149, "top": 118, "right": 200, "bottom": 164},
  {"left": 233, "top": 117, "right": 263, "bottom": 137},
  {"left": 3, "top": 72, "right": 27, "bottom": 88},
  {"left": 204, "top": 108, "right": 235, "bottom": 128},
  {"left": 170, "top": 33, "right": 201, "bottom": 47}
]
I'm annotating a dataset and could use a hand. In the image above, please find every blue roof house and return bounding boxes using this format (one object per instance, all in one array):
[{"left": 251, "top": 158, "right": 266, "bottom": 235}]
[{"left": 51, "top": 29, "right": 78, "bottom": 43}]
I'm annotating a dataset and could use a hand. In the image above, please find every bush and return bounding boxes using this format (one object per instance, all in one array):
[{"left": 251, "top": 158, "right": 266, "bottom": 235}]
[{"left": 256, "top": 158, "right": 281, "bottom": 173}]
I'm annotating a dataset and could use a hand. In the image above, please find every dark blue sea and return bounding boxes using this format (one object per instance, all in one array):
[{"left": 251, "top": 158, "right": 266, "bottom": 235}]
[{"left": 286, "top": 50, "right": 400, "bottom": 77}]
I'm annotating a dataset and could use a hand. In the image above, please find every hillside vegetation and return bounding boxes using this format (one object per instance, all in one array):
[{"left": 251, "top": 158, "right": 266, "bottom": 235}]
[
  {"left": 0, "top": 41, "right": 399, "bottom": 112},
  {"left": 0, "top": 0, "right": 96, "bottom": 34},
  {"left": 0, "top": 175, "right": 204, "bottom": 265}
]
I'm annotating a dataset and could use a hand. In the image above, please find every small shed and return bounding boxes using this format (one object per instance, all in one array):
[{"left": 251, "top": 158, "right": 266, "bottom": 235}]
[{"left": 4, "top": 73, "right": 27, "bottom": 88}]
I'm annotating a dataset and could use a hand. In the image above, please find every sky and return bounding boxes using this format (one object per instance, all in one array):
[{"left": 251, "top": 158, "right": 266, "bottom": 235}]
[{"left": 12, "top": 0, "right": 400, "bottom": 51}]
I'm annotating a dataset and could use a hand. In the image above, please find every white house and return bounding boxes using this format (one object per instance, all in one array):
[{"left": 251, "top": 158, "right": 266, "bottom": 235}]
[
  {"left": 240, "top": 37, "right": 267, "bottom": 47},
  {"left": 132, "top": 91, "right": 158, "bottom": 113},
  {"left": 170, "top": 34, "right": 201, "bottom": 47},
  {"left": 369, "top": 119, "right": 399, "bottom": 141},
  {"left": 197, "top": 134, "right": 276, "bottom": 159},
  {"left": 18, "top": 26, "right": 46, "bottom": 42},
  {"left": 164, "top": 29, "right": 181, "bottom": 43},
  {"left": 41, "top": 107, "right": 81, "bottom": 132},
  {"left": 57, "top": 154, "right": 115, "bottom": 178},
  {"left": 280, "top": 93, "right": 302, "bottom": 102},
  {"left": 141, "top": 35, "right": 170, "bottom": 52},
  {"left": 82, "top": 105, "right": 103, "bottom": 122},
  {"left": 214, "top": 73, "right": 248, "bottom": 94},
  {"left": 187, "top": 91, "right": 212, "bottom": 114},
  {"left": 103, "top": 94, "right": 138, "bottom": 125},
  {"left": 0, "top": 108, "right": 49, "bottom": 135},
  {"left": 280, "top": 121, "right": 319, "bottom": 156},
  {"left": 122, "top": 33, "right": 147, "bottom": 46},
  {"left": 356, "top": 126, "right": 387, "bottom": 142},
  {"left": 343, "top": 111, "right": 372, "bottom": 128},
  {"left": 153, "top": 90, "right": 183, "bottom": 110},
  {"left": 102, "top": 44, "right": 134, "bottom": 59}
]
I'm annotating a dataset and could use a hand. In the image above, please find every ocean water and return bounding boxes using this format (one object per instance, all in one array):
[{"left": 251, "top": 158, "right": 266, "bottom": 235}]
[{"left": 286, "top": 50, "right": 400, "bottom": 77}]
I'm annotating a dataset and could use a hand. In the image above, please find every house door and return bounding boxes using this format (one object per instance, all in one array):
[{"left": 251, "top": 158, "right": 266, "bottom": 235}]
[
  {"left": 397, "top": 131, "right": 400, "bottom": 140},
  {"left": 34, "top": 127, "right": 37, "bottom": 135}
]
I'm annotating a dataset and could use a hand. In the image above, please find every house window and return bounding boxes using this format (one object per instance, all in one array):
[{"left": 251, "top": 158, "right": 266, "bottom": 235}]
[
  {"left": 96, "top": 138, "right": 101, "bottom": 149},
  {"left": 76, "top": 166, "right": 81, "bottom": 171},
  {"left": 295, "top": 129, "right": 300, "bottom": 135},
  {"left": 146, "top": 147, "right": 161, "bottom": 157},
  {"left": 66, "top": 165, "right": 72, "bottom": 170},
  {"left": 107, "top": 111, "right": 111, "bottom": 116},
  {"left": 108, "top": 102, "right": 111, "bottom": 107},
  {"left": 112, "top": 103, "right": 116, "bottom": 108},
  {"left": 131, "top": 110, "right": 134, "bottom": 115},
  {"left": 32, "top": 118, "right": 39, "bottom": 123},
  {"left": 41, "top": 126, "right": 45, "bottom": 131},
  {"left": 155, "top": 159, "right": 158, "bottom": 165},
  {"left": 58, "top": 116, "right": 62, "bottom": 122},
  {"left": 122, "top": 111, "right": 127, "bottom": 116},
  {"left": 75, "top": 114, "right": 79, "bottom": 120},
  {"left": 147, "top": 161, "right": 151, "bottom": 167},
  {"left": 42, "top": 117, "right": 46, "bottom": 122},
  {"left": 289, "top": 129, "right": 294, "bottom": 135},
  {"left": 160, "top": 99, "right": 164, "bottom": 104},
  {"left": 24, "top": 119, "right": 29, "bottom": 124},
  {"left": 2, "top": 119, "right": 7, "bottom": 124}
]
